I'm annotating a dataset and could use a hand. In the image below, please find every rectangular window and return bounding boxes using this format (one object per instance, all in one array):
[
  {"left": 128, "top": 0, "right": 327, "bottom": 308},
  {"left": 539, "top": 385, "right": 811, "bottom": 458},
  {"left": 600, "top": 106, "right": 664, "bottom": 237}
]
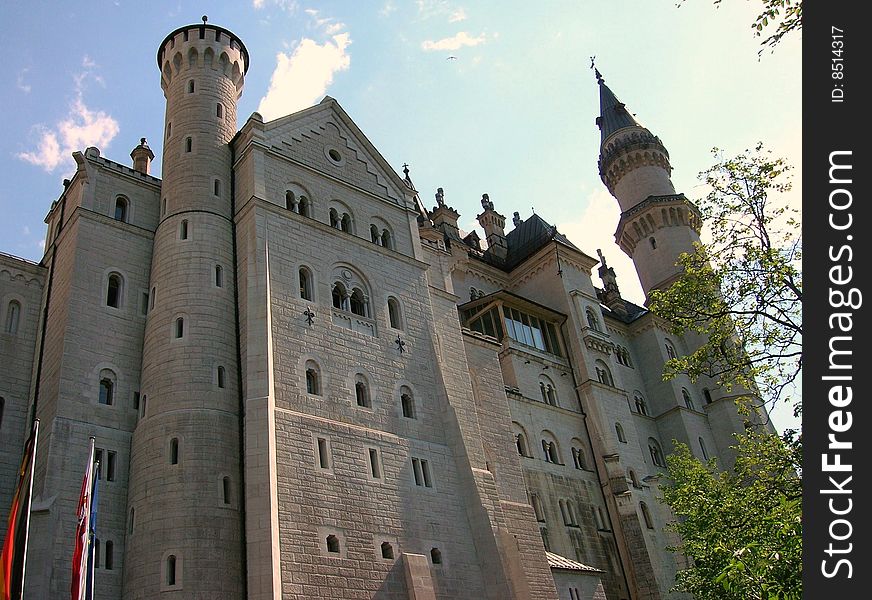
[
  {"left": 107, "top": 451, "right": 116, "bottom": 482},
  {"left": 421, "top": 459, "right": 432, "bottom": 488},
  {"left": 133, "top": 391, "right": 140, "bottom": 410},
  {"left": 95, "top": 449, "right": 103, "bottom": 479},
  {"left": 317, "top": 438, "right": 330, "bottom": 470},
  {"left": 411, "top": 458, "right": 423, "bottom": 486},
  {"left": 368, "top": 448, "right": 382, "bottom": 479},
  {"left": 141, "top": 292, "right": 149, "bottom": 315}
]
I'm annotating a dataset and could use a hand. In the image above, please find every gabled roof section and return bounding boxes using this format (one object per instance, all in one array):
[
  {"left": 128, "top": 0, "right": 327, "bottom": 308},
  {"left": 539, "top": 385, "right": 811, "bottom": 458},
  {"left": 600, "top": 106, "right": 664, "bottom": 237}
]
[
  {"left": 546, "top": 551, "right": 603, "bottom": 573},
  {"left": 596, "top": 69, "right": 642, "bottom": 144},
  {"left": 261, "top": 96, "right": 413, "bottom": 205},
  {"left": 595, "top": 286, "right": 648, "bottom": 324}
]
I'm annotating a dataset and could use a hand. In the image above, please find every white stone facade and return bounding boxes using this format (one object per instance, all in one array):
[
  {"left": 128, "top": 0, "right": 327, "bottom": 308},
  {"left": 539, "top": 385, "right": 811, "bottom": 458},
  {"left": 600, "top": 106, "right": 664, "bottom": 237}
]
[{"left": 0, "top": 20, "right": 772, "bottom": 600}]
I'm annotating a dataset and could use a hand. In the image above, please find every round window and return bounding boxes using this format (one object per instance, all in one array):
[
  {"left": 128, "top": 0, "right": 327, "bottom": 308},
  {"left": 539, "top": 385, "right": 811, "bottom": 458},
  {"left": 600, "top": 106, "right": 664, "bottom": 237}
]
[{"left": 324, "top": 146, "right": 345, "bottom": 166}]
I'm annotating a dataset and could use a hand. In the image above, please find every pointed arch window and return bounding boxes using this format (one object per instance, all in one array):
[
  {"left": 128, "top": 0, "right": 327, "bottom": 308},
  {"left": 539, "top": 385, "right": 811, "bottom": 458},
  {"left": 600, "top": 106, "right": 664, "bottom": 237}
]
[
  {"left": 699, "top": 437, "right": 709, "bottom": 460},
  {"left": 615, "top": 422, "right": 627, "bottom": 443},
  {"left": 682, "top": 388, "right": 695, "bottom": 410},
  {"left": 354, "top": 375, "right": 370, "bottom": 408},
  {"left": 648, "top": 437, "right": 665, "bottom": 467},
  {"left": 640, "top": 501, "right": 655, "bottom": 529},
  {"left": 634, "top": 393, "right": 648, "bottom": 415},
  {"left": 4, "top": 301, "right": 20, "bottom": 334},
  {"left": 586, "top": 308, "right": 601, "bottom": 332}
]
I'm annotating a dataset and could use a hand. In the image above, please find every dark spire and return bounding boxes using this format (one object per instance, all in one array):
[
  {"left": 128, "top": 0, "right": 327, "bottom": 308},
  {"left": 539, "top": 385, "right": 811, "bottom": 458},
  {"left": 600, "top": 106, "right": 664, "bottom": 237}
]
[{"left": 595, "top": 69, "right": 642, "bottom": 144}]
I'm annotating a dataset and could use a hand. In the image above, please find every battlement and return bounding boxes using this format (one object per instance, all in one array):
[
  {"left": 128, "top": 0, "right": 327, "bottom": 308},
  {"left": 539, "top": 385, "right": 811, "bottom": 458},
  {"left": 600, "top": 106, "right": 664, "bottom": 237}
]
[{"left": 157, "top": 18, "right": 248, "bottom": 95}]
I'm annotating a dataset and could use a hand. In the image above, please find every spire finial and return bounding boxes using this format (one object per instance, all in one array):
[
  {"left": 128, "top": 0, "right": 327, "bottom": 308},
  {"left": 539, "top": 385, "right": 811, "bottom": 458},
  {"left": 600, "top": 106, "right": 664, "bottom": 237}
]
[
  {"left": 402, "top": 163, "right": 409, "bottom": 177},
  {"left": 202, "top": 15, "right": 208, "bottom": 25},
  {"left": 597, "top": 248, "right": 607, "bottom": 266},
  {"left": 590, "top": 56, "right": 603, "bottom": 84}
]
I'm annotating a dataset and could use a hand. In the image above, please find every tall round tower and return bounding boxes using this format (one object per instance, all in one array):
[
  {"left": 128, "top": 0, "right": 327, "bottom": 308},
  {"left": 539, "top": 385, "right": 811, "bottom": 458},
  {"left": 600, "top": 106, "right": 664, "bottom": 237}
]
[
  {"left": 595, "top": 69, "right": 702, "bottom": 297},
  {"left": 124, "top": 19, "right": 248, "bottom": 598}
]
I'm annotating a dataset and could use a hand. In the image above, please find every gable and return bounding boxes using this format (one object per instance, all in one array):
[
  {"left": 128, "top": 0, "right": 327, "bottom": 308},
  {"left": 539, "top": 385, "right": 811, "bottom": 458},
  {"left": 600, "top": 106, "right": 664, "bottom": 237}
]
[{"left": 262, "top": 98, "right": 410, "bottom": 207}]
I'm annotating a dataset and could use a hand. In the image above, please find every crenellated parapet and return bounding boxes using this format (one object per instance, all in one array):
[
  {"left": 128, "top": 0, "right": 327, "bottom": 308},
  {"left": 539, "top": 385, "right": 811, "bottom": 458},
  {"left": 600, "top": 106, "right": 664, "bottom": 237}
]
[{"left": 598, "top": 128, "right": 672, "bottom": 195}]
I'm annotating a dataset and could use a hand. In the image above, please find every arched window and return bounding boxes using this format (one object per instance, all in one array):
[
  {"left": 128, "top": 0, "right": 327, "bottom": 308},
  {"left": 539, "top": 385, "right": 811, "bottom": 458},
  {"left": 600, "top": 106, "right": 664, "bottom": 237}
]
[
  {"left": 299, "top": 267, "right": 313, "bottom": 301},
  {"left": 184, "top": 137, "right": 192, "bottom": 153},
  {"left": 629, "top": 469, "right": 640, "bottom": 488},
  {"left": 387, "top": 297, "right": 402, "bottom": 330},
  {"left": 169, "top": 438, "right": 179, "bottom": 465},
  {"left": 179, "top": 219, "right": 189, "bottom": 239},
  {"left": 380, "top": 230, "right": 392, "bottom": 249},
  {"left": 217, "top": 366, "right": 226, "bottom": 389},
  {"left": 640, "top": 502, "right": 654, "bottom": 529},
  {"left": 5, "top": 300, "right": 21, "bottom": 334},
  {"left": 187, "top": 79, "right": 195, "bottom": 93},
  {"left": 215, "top": 265, "right": 223, "bottom": 288},
  {"left": 354, "top": 375, "right": 370, "bottom": 408},
  {"left": 326, "top": 535, "right": 340, "bottom": 553},
  {"left": 216, "top": 103, "right": 224, "bottom": 119},
  {"left": 430, "top": 548, "right": 442, "bottom": 565},
  {"left": 213, "top": 179, "right": 221, "bottom": 197},
  {"left": 541, "top": 433, "right": 561, "bottom": 464},
  {"left": 331, "top": 282, "right": 348, "bottom": 311},
  {"left": 298, "top": 196, "right": 310, "bottom": 217},
  {"left": 370, "top": 224, "right": 380, "bottom": 244},
  {"left": 329, "top": 208, "right": 340, "bottom": 229},
  {"left": 665, "top": 339, "right": 677, "bottom": 360},
  {"left": 682, "top": 388, "right": 694, "bottom": 410},
  {"left": 516, "top": 432, "right": 529, "bottom": 457},
  {"left": 703, "top": 388, "right": 713, "bottom": 404},
  {"left": 634, "top": 393, "right": 648, "bottom": 416},
  {"left": 585, "top": 308, "right": 601, "bottom": 332},
  {"left": 166, "top": 555, "right": 177, "bottom": 586},
  {"left": 114, "top": 197, "right": 128, "bottom": 222},
  {"left": 648, "top": 437, "right": 665, "bottom": 467},
  {"left": 174, "top": 317, "right": 184, "bottom": 339},
  {"left": 106, "top": 273, "right": 123, "bottom": 308},
  {"left": 699, "top": 437, "right": 709, "bottom": 460},
  {"left": 349, "top": 288, "right": 368, "bottom": 317},
  {"left": 305, "top": 361, "right": 321, "bottom": 396},
  {"left": 594, "top": 360, "right": 614, "bottom": 387},
  {"left": 559, "top": 499, "right": 569, "bottom": 525},
  {"left": 286, "top": 191, "right": 297, "bottom": 212},
  {"left": 615, "top": 422, "right": 627, "bottom": 443},
  {"left": 340, "top": 213, "right": 352, "bottom": 233},
  {"left": 381, "top": 541, "right": 394, "bottom": 559},
  {"left": 650, "top": 237, "right": 657, "bottom": 249},
  {"left": 538, "top": 376, "right": 558, "bottom": 406},
  {"left": 99, "top": 374, "right": 114, "bottom": 406},
  {"left": 571, "top": 444, "right": 587, "bottom": 470},
  {"left": 400, "top": 386, "right": 415, "bottom": 419}
]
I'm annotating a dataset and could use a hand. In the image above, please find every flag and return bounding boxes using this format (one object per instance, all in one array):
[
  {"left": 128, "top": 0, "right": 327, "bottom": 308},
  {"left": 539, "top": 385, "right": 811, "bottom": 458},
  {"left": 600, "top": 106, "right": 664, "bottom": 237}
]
[
  {"left": 71, "top": 437, "right": 95, "bottom": 600},
  {"left": 0, "top": 419, "right": 39, "bottom": 600},
  {"left": 85, "top": 462, "right": 99, "bottom": 600}
]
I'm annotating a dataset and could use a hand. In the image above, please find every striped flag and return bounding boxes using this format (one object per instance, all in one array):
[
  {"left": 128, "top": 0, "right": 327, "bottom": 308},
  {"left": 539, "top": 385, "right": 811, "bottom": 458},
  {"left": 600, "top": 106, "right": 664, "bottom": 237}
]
[
  {"left": 85, "top": 462, "right": 99, "bottom": 600},
  {"left": 71, "top": 437, "right": 95, "bottom": 600},
  {"left": 0, "top": 419, "right": 39, "bottom": 600}
]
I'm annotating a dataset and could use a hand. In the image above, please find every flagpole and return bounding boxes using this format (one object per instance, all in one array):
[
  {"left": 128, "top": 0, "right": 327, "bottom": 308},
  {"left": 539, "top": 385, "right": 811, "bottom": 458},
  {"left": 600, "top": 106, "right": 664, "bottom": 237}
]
[
  {"left": 17, "top": 419, "right": 39, "bottom": 600},
  {"left": 72, "top": 437, "right": 96, "bottom": 600},
  {"left": 89, "top": 461, "right": 98, "bottom": 600}
]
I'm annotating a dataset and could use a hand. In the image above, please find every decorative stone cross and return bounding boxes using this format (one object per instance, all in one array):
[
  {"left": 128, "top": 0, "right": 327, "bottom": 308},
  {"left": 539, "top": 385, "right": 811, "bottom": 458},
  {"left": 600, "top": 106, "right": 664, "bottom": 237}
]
[
  {"left": 304, "top": 307, "right": 315, "bottom": 326},
  {"left": 395, "top": 334, "right": 406, "bottom": 353}
]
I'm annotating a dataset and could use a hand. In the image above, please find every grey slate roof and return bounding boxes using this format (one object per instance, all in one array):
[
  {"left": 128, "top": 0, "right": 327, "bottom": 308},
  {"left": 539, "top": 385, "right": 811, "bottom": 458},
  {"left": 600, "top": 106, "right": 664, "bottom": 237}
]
[{"left": 597, "top": 73, "right": 642, "bottom": 144}]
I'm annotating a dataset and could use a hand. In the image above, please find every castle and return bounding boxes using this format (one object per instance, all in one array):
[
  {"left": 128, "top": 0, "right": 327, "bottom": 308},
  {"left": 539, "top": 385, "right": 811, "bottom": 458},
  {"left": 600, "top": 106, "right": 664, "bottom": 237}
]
[{"left": 0, "top": 19, "right": 770, "bottom": 600}]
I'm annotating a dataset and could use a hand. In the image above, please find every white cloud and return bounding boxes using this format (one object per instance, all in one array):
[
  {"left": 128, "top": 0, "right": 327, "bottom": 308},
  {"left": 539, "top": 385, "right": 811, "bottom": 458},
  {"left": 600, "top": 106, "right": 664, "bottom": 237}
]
[
  {"left": 448, "top": 8, "right": 467, "bottom": 22},
  {"left": 379, "top": 1, "right": 397, "bottom": 17},
  {"left": 421, "top": 31, "right": 486, "bottom": 51},
  {"left": 17, "top": 59, "right": 119, "bottom": 173},
  {"left": 16, "top": 68, "right": 31, "bottom": 93},
  {"left": 18, "top": 98, "right": 120, "bottom": 172},
  {"left": 557, "top": 189, "right": 646, "bottom": 304},
  {"left": 253, "top": 0, "right": 297, "bottom": 10},
  {"left": 253, "top": 0, "right": 265, "bottom": 7},
  {"left": 257, "top": 32, "right": 352, "bottom": 120}
]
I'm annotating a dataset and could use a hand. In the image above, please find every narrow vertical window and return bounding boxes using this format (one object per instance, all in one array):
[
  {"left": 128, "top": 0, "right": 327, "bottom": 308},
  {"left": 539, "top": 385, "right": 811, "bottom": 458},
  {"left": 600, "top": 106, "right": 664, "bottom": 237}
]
[
  {"left": 380, "top": 230, "right": 392, "bottom": 249},
  {"left": 215, "top": 265, "right": 223, "bottom": 288},
  {"left": 650, "top": 237, "right": 657, "bottom": 249},
  {"left": 170, "top": 438, "right": 179, "bottom": 465},
  {"left": 317, "top": 437, "right": 330, "bottom": 469},
  {"left": 298, "top": 196, "right": 310, "bottom": 217},
  {"left": 166, "top": 122, "right": 171, "bottom": 139},
  {"left": 140, "top": 395, "right": 147, "bottom": 418},
  {"left": 185, "top": 137, "right": 192, "bottom": 153},
  {"left": 286, "top": 191, "right": 297, "bottom": 211},
  {"left": 430, "top": 548, "right": 442, "bottom": 565},
  {"left": 355, "top": 380, "right": 370, "bottom": 408},
  {"left": 381, "top": 542, "right": 394, "bottom": 559},
  {"left": 615, "top": 423, "right": 626, "bottom": 443},
  {"left": 421, "top": 459, "right": 432, "bottom": 487},
  {"left": 703, "top": 388, "right": 713, "bottom": 404},
  {"left": 187, "top": 79, "right": 195, "bottom": 93},
  {"left": 216, "top": 103, "right": 224, "bottom": 118},
  {"left": 114, "top": 197, "right": 128, "bottom": 222},
  {"left": 105, "top": 541, "right": 114, "bottom": 570},
  {"left": 411, "top": 458, "right": 423, "bottom": 486},
  {"left": 699, "top": 437, "right": 709, "bottom": 460},
  {"left": 217, "top": 366, "right": 226, "bottom": 389},
  {"left": 140, "top": 292, "right": 149, "bottom": 315},
  {"left": 370, "top": 224, "right": 379, "bottom": 244},
  {"left": 4, "top": 301, "right": 20, "bottom": 334},
  {"left": 641, "top": 502, "right": 655, "bottom": 529},
  {"left": 387, "top": 298, "right": 402, "bottom": 330},
  {"left": 222, "top": 476, "right": 231, "bottom": 505},
  {"left": 305, "top": 362, "right": 320, "bottom": 395},
  {"left": 129, "top": 508, "right": 135, "bottom": 534},
  {"left": 150, "top": 287, "right": 156, "bottom": 310},
  {"left": 106, "top": 274, "right": 122, "bottom": 308},
  {"left": 99, "top": 378, "right": 114, "bottom": 406},
  {"left": 94, "top": 538, "right": 101, "bottom": 568},
  {"left": 1, "top": 397, "right": 6, "bottom": 429},
  {"left": 107, "top": 451, "right": 116, "bottom": 481},
  {"left": 299, "top": 267, "right": 312, "bottom": 300},
  {"left": 179, "top": 219, "right": 189, "bottom": 239},
  {"left": 167, "top": 555, "right": 177, "bottom": 586},
  {"left": 174, "top": 317, "right": 184, "bottom": 338},
  {"left": 369, "top": 448, "right": 381, "bottom": 479},
  {"left": 161, "top": 198, "right": 167, "bottom": 216},
  {"left": 326, "top": 535, "right": 340, "bottom": 553},
  {"left": 213, "top": 179, "right": 221, "bottom": 197},
  {"left": 341, "top": 213, "right": 352, "bottom": 233}
]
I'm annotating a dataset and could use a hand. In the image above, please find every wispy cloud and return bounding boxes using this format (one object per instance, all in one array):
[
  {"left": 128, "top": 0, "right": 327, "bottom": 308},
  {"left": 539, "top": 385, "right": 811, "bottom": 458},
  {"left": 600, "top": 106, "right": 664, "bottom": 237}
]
[
  {"left": 380, "top": 1, "right": 397, "bottom": 17},
  {"left": 421, "top": 31, "right": 487, "bottom": 51},
  {"left": 257, "top": 20, "right": 351, "bottom": 121},
  {"left": 17, "top": 58, "right": 119, "bottom": 173},
  {"left": 252, "top": 0, "right": 297, "bottom": 10},
  {"left": 16, "top": 68, "right": 31, "bottom": 93},
  {"left": 448, "top": 8, "right": 467, "bottom": 22}
]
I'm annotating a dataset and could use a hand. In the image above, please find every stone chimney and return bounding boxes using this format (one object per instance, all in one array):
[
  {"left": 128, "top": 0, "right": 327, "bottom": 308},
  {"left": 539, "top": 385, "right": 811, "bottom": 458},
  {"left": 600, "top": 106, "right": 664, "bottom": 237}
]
[
  {"left": 131, "top": 138, "right": 155, "bottom": 174},
  {"left": 477, "top": 194, "right": 507, "bottom": 259}
]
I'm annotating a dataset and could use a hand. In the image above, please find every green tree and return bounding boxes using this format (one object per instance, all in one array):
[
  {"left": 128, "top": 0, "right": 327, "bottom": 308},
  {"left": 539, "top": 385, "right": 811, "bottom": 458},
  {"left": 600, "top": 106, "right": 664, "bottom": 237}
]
[
  {"left": 660, "top": 433, "right": 802, "bottom": 599},
  {"left": 648, "top": 143, "right": 801, "bottom": 418},
  {"left": 679, "top": 1, "right": 802, "bottom": 52}
]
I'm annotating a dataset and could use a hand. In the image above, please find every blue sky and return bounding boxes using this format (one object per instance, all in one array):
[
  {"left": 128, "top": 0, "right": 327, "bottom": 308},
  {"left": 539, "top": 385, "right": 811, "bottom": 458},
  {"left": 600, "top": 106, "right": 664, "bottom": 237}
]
[{"left": 0, "top": 0, "right": 801, "bottom": 431}]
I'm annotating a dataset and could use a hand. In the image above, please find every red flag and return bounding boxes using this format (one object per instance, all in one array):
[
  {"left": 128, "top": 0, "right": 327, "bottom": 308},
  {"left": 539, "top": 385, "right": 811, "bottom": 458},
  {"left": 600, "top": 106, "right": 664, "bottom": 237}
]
[
  {"left": 0, "top": 420, "right": 39, "bottom": 600},
  {"left": 71, "top": 438, "right": 95, "bottom": 600}
]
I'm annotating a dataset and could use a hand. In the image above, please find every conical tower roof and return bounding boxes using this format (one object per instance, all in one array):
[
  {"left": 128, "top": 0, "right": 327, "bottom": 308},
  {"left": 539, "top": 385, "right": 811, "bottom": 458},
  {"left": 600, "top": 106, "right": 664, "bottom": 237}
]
[{"left": 595, "top": 69, "right": 642, "bottom": 144}]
